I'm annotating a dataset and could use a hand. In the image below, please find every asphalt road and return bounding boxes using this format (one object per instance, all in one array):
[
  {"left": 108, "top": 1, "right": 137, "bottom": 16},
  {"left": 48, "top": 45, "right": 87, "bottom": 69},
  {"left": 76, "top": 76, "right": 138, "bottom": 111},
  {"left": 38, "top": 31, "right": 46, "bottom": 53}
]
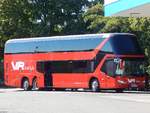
[{"left": 0, "top": 88, "right": 150, "bottom": 113}]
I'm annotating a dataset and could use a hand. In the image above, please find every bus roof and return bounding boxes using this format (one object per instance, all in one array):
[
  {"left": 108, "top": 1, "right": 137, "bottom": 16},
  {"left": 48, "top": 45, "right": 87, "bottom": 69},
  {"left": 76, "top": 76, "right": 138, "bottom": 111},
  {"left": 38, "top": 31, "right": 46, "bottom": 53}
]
[
  {"left": 4, "top": 33, "right": 134, "bottom": 54},
  {"left": 5, "top": 33, "right": 134, "bottom": 43},
  {"left": 6, "top": 34, "right": 106, "bottom": 43}
]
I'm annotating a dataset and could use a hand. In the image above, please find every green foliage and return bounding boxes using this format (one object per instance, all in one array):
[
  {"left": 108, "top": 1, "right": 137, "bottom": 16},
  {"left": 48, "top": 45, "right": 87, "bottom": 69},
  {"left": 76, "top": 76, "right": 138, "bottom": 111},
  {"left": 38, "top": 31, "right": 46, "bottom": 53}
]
[
  {"left": 0, "top": 0, "right": 90, "bottom": 39},
  {"left": 89, "top": 0, "right": 104, "bottom": 5},
  {"left": 83, "top": 3, "right": 150, "bottom": 74},
  {"left": 83, "top": 3, "right": 104, "bottom": 32},
  {"left": 0, "top": 0, "right": 37, "bottom": 45}
]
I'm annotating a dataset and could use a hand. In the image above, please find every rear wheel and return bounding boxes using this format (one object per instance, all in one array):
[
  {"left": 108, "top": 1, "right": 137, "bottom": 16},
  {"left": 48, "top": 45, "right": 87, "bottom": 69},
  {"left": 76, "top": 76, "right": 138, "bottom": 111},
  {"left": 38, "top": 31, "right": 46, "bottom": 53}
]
[
  {"left": 22, "top": 79, "right": 30, "bottom": 91},
  {"left": 32, "top": 78, "right": 39, "bottom": 91},
  {"left": 90, "top": 79, "right": 100, "bottom": 92}
]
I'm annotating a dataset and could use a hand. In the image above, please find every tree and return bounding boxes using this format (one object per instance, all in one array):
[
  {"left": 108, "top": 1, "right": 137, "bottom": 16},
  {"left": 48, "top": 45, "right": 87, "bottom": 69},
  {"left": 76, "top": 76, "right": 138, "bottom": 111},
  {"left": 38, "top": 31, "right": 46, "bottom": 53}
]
[
  {"left": 0, "top": 0, "right": 35, "bottom": 38},
  {"left": 0, "top": 0, "right": 90, "bottom": 39},
  {"left": 83, "top": 3, "right": 131, "bottom": 33},
  {"left": 83, "top": 2, "right": 104, "bottom": 33},
  {"left": 89, "top": 0, "right": 104, "bottom": 5},
  {"left": 29, "top": 0, "right": 90, "bottom": 36}
]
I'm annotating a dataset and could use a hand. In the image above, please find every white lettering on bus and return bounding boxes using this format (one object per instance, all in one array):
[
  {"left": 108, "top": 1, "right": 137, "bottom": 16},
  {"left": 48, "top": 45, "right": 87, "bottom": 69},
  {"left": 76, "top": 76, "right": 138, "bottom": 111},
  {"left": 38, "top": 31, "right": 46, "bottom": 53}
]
[
  {"left": 11, "top": 61, "right": 25, "bottom": 70},
  {"left": 128, "top": 79, "right": 136, "bottom": 83}
]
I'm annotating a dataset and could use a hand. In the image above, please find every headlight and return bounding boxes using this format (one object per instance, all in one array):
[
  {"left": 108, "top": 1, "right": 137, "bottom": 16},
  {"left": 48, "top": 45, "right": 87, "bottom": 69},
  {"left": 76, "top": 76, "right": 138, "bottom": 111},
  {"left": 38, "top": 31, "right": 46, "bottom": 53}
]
[{"left": 117, "top": 80, "right": 126, "bottom": 84}]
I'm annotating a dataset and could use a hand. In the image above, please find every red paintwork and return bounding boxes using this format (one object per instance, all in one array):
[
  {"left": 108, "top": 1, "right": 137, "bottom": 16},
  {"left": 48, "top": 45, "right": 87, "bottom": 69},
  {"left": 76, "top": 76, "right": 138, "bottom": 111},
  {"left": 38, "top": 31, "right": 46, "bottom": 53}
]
[{"left": 4, "top": 35, "right": 146, "bottom": 90}]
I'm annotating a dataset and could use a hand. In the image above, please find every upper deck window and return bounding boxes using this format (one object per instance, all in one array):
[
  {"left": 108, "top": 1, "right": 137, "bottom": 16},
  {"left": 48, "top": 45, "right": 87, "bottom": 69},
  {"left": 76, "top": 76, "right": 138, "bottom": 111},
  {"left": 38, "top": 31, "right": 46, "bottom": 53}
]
[
  {"left": 101, "top": 41, "right": 113, "bottom": 53},
  {"left": 5, "top": 35, "right": 105, "bottom": 54}
]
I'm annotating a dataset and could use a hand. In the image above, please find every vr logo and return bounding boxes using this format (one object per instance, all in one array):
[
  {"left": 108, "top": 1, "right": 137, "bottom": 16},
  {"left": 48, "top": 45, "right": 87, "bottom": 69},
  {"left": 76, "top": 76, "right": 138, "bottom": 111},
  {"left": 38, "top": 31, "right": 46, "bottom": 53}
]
[
  {"left": 11, "top": 61, "right": 25, "bottom": 70},
  {"left": 128, "top": 79, "right": 136, "bottom": 83}
]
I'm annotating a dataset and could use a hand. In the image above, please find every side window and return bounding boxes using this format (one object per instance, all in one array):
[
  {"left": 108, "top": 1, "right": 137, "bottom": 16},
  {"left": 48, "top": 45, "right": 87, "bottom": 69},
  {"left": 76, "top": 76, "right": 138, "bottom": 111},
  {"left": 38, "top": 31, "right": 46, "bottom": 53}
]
[
  {"left": 37, "top": 60, "right": 93, "bottom": 73},
  {"left": 101, "top": 60, "right": 117, "bottom": 76},
  {"left": 101, "top": 41, "right": 113, "bottom": 53},
  {"left": 51, "top": 61, "right": 72, "bottom": 73},
  {"left": 72, "top": 61, "right": 87, "bottom": 72}
]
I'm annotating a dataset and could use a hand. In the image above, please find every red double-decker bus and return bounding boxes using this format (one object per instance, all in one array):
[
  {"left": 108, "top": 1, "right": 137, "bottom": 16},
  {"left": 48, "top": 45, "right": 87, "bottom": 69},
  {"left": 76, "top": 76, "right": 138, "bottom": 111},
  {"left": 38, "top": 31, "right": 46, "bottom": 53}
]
[{"left": 4, "top": 33, "right": 147, "bottom": 92}]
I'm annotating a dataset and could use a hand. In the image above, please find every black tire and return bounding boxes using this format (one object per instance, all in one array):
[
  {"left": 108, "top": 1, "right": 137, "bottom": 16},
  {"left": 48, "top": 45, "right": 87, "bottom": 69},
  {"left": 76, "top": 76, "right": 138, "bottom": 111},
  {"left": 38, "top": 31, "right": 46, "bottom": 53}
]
[
  {"left": 90, "top": 79, "right": 100, "bottom": 92},
  {"left": 22, "top": 79, "right": 30, "bottom": 91},
  {"left": 32, "top": 78, "right": 39, "bottom": 91},
  {"left": 44, "top": 87, "right": 52, "bottom": 91},
  {"left": 71, "top": 89, "right": 77, "bottom": 92},
  {"left": 115, "top": 89, "right": 123, "bottom": 93},
  {"left": 55, "top": 88, "right": 65, "bottom": 91}
]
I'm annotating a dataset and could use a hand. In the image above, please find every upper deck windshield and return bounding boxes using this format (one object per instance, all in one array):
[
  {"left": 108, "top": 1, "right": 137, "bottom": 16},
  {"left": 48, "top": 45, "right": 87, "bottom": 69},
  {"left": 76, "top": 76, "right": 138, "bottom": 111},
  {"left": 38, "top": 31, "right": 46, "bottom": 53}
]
[
  {"left": 111, "top": 34, "right": 143, "bottom": 55},
  {"left": 101, "top": 34, "right": 143, "bottom": 55}
]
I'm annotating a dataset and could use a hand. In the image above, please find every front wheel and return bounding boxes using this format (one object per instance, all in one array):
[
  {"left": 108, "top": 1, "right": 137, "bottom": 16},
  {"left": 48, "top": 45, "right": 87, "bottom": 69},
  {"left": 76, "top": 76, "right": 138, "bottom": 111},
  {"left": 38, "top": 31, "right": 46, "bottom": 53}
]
[{"left": 90, "top": 79, "right": 100, "bottom": 92}]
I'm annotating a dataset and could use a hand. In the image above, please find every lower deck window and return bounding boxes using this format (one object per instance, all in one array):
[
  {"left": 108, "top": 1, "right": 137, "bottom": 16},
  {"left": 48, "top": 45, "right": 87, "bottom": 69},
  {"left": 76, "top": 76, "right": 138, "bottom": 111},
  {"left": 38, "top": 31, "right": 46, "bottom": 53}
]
[{"left": 37, "top": 60, "right": 94, "bottom": 73}]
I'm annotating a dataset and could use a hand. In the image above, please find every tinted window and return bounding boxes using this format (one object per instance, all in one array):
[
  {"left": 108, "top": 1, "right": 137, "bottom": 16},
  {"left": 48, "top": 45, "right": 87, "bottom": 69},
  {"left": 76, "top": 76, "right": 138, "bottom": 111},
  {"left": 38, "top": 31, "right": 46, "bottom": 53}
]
[
  {"left": 110, "top": 35, "right": 143, "bottom": 54},
  {"left": 123, "top": 59, "right": 146, "bottom": 76},
  {"left": 5, "top": 42, "right": 36, "bottom": 53},
  {"left": 94, "top": 52, "right": 105, "bottom": 69},
  {"left": 101, "top": 60, "right": 117, "bottom": 76},
  {"left": 36, "top": 38, "right": 104, "bottom": 52},
  {"left": 101, "top": 58, "right": 146, "bottom": 76},
  {"left": 37, "top": 60, "right": 94, "bottom": 73},
  {"left": 5, "top": 35, "right": 105, "bottom": 54},
  {"left": 101, "top": 34, "right": 143, "bottom": 55}
]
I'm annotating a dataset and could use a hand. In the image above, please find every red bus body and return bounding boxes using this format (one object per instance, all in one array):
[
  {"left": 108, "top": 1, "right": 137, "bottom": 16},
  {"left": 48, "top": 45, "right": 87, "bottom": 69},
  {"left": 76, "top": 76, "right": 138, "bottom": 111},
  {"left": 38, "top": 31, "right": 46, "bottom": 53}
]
[{"left": 4, "top": 33, "right": 147, "bottom": 91}]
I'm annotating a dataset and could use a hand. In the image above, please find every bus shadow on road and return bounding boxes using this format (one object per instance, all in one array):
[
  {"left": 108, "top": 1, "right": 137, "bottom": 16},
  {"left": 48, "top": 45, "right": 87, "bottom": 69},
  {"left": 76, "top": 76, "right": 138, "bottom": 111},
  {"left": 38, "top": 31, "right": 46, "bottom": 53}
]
[
  {"left": 33, "top": 88, "right": 150, "bottom": 95},
  {"left": 97, "top": 90, "right": 150, "bottom": 94},
  {"left": 0, "top": 87, "right": 150, "bottom": 94},
  {"left": 123, "top": 90, "right": 150, "bottom": 94}
]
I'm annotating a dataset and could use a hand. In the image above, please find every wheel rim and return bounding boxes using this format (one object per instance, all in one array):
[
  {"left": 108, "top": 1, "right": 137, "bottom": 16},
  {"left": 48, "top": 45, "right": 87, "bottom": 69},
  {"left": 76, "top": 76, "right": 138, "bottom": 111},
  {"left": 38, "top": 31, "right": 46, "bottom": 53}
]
[
  {"left": 91, "top": 80, "right": 99, "bottom": 92},
  {"left": 23, "top": 80, "right": 29, "bottom": 91}
]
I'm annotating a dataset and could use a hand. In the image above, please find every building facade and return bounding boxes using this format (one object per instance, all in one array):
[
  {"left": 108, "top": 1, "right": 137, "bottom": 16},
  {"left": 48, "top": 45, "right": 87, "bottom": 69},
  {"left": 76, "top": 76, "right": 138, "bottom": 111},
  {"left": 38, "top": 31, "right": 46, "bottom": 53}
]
[{"left": 104, "top": 0, "right": 150, "bottom": 17}]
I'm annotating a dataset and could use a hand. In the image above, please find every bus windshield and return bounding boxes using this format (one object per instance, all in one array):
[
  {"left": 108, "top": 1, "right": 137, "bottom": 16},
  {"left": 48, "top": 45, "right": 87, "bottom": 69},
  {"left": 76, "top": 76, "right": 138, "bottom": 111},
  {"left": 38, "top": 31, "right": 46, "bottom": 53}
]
[
  {"left": 104, "top": 58, "right": 146, "bottom": 76},
  {"left": 110, "top": 35, "right": 143, "bottom": 55},
  {"left": 123, "top": 60, "right": 146, "bottom": 76}
]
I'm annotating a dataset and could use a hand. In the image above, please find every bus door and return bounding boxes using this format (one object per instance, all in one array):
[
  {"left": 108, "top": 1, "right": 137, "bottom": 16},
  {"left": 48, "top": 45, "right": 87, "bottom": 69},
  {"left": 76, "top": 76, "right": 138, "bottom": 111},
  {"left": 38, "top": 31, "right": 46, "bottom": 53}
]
[
  {"left": 44, "top": 62, "right": 53, "bottom": 87},
  {"left": 36, "top": 61, "right": 53, "bottom": 87}
]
